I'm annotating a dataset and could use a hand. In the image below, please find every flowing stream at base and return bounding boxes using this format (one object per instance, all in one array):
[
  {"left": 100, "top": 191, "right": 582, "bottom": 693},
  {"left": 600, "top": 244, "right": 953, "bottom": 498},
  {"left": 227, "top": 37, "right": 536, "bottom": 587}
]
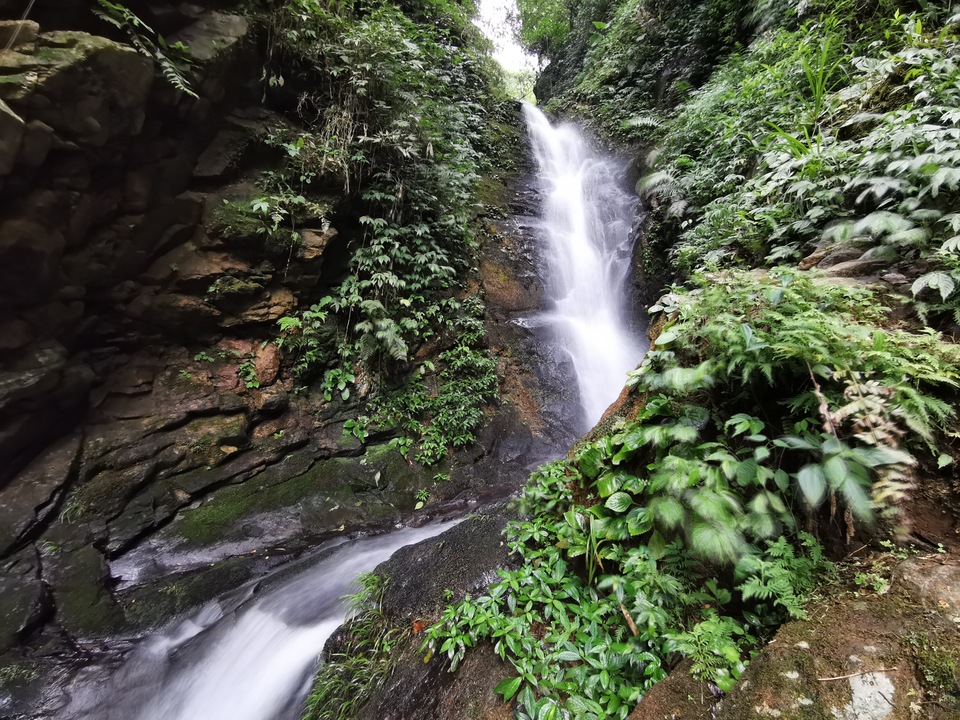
[
  {"left": 523, "top": 103, "right": 646, "bottom": 429},
  {"left": 60, "top": 523, "right": 459, "bottom": 720},
  {"left": 56, "top": 109, "right": 643, "bottom": 720}
]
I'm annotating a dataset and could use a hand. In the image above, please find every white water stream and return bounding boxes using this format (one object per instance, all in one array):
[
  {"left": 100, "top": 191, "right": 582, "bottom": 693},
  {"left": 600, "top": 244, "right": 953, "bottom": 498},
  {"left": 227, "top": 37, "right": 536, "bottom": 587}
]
[
  {"left": 523, "top": 103, "right": 646, "bottom": 428},
  {"left": 57, "top": 522, "right": 458, "bottom": 720}
]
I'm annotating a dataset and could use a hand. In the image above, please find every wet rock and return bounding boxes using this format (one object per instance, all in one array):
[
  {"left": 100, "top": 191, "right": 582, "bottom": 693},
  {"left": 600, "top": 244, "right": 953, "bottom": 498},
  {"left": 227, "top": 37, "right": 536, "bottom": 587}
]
[
  {"left": 356, "top": 511, "right": 516, "bottom": 720},
  {"left": 121, "top": 554, "right": 254, "bottom": 631},
  {"left": 0, "top": 547, "right": 46, "bottom": 653},
  {"left": 0, "top": 433, "right": 81, "bottom": 556},
  {"left": 44, "top": 541, "right": 124, "bottom": 638},
  {"left": 480, "top": 257, "right": 541, "bottom": 312}
]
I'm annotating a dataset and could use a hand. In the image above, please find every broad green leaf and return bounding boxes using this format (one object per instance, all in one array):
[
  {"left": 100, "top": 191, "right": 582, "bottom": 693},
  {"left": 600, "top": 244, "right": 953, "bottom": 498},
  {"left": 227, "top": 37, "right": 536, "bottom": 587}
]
[
  {"left": 736, "top": 458, "right": 759, "bottom": 487},
  {"left": 688, "top": 521, "right": 744, "bottom": 563},
  {"left": 494, "top": 677, "right": 522, "bottom": 702},
  {"left": 655, "top": 327, "right": 679, "bottom": 346},
  {"left": 596, "top": 471, "right": 621, "bottom": 498},
  {"left": 647, "top": 530, "right": 667, "bottom": 559},
  {"left": 576, "top": 444, "right": 605, "bottom": 479},
  {"left": 605, "top": 492, "right": 633, "bottom": 513},
  {"left": 840, "top": 475, "right": 872, "bottom": 520},
  {"left": 796, "top": 464, "right": 827, "bottom": 507}
]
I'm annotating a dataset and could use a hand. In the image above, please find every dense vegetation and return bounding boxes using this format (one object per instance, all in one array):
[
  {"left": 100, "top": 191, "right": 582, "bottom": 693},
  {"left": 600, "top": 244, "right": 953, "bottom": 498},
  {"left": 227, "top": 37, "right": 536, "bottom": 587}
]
[
  {"left": 236, "top": 0, "right": 509, "bottom": 461},
  {"left": 426, "top": 1, "right": 960, "bottom": 718}
]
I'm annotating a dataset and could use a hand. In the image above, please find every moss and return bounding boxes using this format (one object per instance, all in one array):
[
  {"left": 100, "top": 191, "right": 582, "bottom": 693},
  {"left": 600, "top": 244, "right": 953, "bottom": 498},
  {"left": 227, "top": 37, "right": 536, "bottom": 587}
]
[
  {"left": 210, "top": 199, "right": 262, "bottom": 243},
  {"left": 207, "top": 275, "right": 265, "bottom": 297},
  {"left": 0, "top": 662, "right": 40, "bottom": 687},
  {"left": 122, "top": 557, "right": 252, "bottom": 630},
  {"left": 49, "top": 545, "right": 124, "bottom": 638},
  {"left": 173, "top": 456, "right": 343, "bottom": 545},
  {"left": 905, "top": 632, "right": 960, "bottom": 705}
]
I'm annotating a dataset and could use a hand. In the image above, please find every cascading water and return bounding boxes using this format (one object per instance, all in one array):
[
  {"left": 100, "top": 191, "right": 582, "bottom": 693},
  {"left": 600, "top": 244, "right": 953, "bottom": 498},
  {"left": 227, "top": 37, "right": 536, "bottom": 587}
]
[
  {"left": 523, "top": 103, "right": 646, "bottom": 429},
  {"left": 56, "top": 521, "right": 458, "bottom": 720}
]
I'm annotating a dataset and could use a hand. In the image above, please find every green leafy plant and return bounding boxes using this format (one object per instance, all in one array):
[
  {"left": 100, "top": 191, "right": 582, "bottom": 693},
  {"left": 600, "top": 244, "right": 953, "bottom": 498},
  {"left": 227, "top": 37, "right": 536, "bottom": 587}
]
[
  {"left": 237, "top": 358, "right": 260, "bottom": 389},
  {"left": 302, "top": 573, "right": 402, "bottom": 720},
  {"left": 93, "top": 0, "right": 197, "bottom": 97}
]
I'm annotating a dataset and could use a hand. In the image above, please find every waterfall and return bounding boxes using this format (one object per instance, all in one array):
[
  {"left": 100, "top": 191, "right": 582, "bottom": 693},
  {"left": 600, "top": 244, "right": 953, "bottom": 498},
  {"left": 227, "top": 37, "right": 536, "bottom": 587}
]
[
  {"left": 523, "top": 103, "right": 646, "bottom": 429},
  {"left": 55, "top": 522, "right": 459, "bottom": 720}
]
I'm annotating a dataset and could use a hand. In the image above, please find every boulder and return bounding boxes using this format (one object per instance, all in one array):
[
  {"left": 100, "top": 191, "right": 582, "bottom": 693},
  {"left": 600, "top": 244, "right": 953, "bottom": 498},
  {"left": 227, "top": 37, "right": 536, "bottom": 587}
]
[
  {"left": 171, "top": 13, "right": 250, "bottom": 65},
  {"left": 16, "top": 119, "right": 55, "bottom": 167},
  {"left": 302, "top": 227, "right": 337, "bottom": 261},
  {"left": 2, "top": 32, "right": 154, "bottom": 146},
  {"left": 355, "top": 511, "right": 517, "bottom": 720},
  {"left": 824, "top": 257, "right": 890, "bottom": 278}
]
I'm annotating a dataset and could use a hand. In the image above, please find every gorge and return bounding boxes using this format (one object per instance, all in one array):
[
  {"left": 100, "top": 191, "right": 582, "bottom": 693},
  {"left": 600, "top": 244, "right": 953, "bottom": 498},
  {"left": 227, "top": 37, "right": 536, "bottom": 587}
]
[{"left": 2, "top": 1, "right": 960, "bottom": 719}]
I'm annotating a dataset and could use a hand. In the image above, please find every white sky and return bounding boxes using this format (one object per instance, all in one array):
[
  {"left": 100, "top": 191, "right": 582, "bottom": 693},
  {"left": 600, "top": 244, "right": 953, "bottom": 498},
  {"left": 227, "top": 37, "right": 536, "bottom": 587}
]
[{"left": 474, "top": 0, "right": 538, "bottom": 73}]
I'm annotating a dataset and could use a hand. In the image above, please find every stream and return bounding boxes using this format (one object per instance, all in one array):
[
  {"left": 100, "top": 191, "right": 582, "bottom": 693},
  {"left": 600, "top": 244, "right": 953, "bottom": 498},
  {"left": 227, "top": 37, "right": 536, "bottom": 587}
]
[{"left": 50, "top": 107, "right": 643, "bottom": 720}]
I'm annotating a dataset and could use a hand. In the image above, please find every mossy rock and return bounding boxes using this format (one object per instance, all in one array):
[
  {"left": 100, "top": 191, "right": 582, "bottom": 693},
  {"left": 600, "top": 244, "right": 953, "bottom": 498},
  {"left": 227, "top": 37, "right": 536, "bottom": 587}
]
[
  {"left": 169, "top": 442, "right": 431, "bottom": 547},
  {"left": 210, "top": 199, "right": 263, "bottom": 245},
  {"left": 122, "top": 556, "right": 253, "bottom": 631},
  {"left": 46, "top": 544, "right": 124, "bottom": 639}
]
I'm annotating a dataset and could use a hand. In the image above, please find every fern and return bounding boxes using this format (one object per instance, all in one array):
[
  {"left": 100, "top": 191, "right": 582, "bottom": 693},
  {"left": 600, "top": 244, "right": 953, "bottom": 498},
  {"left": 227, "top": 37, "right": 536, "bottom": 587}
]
[{"left": 93, "top": 0, "right": 197, "bottom": 97}]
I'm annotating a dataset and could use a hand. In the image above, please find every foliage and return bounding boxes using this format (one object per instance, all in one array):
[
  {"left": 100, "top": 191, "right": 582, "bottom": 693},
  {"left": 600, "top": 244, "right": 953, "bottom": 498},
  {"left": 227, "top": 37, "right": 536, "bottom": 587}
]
[
  {"left": 348, "top": 300, "right": 499, "bottom": 464},
  {"left": 425, "top": 458, "right": 831, "bottom": 719},
  {"left": 0, "top": 663, "right": 40, "bottom": 687},
  {"left": 640, "top": 3, "right": 960, "bottom": 326},
  {"left": 92, "top": 0, "right": 197, "bottom": 96},
  {"left": 531, "top": 0, "right": 753, "bottom": 133},
  {"left": 427, "top": 267, "right": 958, "bottom": 713},
  {"left": 905, "top": 632, "right": 960, "bottom": 706},
  {"left": 516, "top": 0, "right": 572, "bottom": 56},
  {"left": 302, "top": 573, "right": 402, "bottom": 720},
  {"left": 452, "top": 2, "right": 960, "bottom": 716},
  {"left": 263, "top": 0, "right": 510, "bottom": 398}
]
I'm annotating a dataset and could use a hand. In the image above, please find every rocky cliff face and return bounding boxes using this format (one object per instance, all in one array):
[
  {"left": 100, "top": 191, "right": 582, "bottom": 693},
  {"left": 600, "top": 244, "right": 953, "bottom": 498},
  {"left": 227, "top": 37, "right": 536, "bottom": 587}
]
[{"left": 0, "top": 8, "right": 257, "bottom": 482}]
